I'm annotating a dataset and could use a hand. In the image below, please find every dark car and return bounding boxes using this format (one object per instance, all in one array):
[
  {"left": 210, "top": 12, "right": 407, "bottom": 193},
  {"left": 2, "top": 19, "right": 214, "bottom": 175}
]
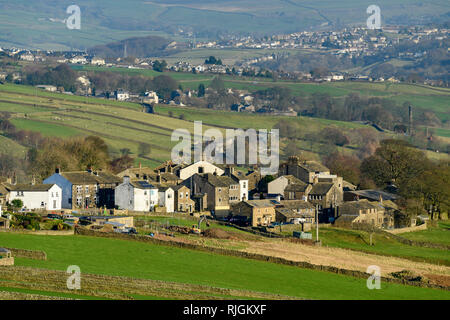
[{"left": 47, "top": 214, "right": 62, "bottom": 220}]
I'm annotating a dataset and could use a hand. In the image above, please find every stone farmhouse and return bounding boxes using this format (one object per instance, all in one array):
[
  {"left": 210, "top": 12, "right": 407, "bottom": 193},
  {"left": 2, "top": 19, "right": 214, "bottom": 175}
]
[
  {"left": 232, "top": 200, "right": 276, "bottom": 227},
  {"left": 334, "top": 199, "right": 394, "bottom": 229}
]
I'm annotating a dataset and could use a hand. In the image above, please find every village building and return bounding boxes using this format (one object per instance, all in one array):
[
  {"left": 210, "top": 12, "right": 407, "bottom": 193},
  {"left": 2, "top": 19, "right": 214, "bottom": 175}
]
[
  {"left": 232, "top": 200, "right": 276, "bottom": 227},
  {"left": 279, "top": 156, "right": 330, "bottom": 184},
  {"left": 172, "top": 185, "right": 195, "bottom": 213},
  {"left": 284, "top": 182, "right": 312, "bottom": 200},
  {"left": 335, "top": 199, "right": 394, "bottom": 229},
  {"left": 114, "top": 177, "right": 158, "bottom": 212},
  {"left": 268, "top": 175, "right": 305, "bottom": 196},
  {"left": 115, "top": 89, "right": 130, "bottom": 101},
  {"left": 0, "top": 248, "right": 14, "bottom": 266},
  {"left": 223, "top": 167, "right": 249, "bottom": 201},
  {"left": 278, "top": 200, "right": 316, "bottom": 223},
  {"left": 44, "top": 169, "right": 121, "bottom": 210},
  {"left": 117, "top": 166, "right": 181, "bottom": 185},
  {"left": 186, "top": 173, "right": 232, "bottom": 217},
  {"left": 308, "top": 182, "right": 343, "bottom": 221},
  {"left": 5, "top": 184, "right": 62, "bottom": 211},
  {"left": 158, "top": 186, "right": 175, "bottom": 213}
]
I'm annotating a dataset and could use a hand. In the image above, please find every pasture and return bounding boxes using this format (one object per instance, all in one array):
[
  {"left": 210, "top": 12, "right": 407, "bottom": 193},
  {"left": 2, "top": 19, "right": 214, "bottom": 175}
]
[{"left": 0, "top": 232, "right": 448, "bottom": 300}]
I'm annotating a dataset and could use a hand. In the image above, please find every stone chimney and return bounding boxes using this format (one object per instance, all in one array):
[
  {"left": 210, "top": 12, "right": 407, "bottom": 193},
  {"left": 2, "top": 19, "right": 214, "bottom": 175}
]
[
  {"left": 379, "top": 194, "right": 383, "bottom": 204},
  {"left": 31, "top": 176, "right": 36, "bottom": 186},
  {"left": 313, "top": 175, "right": 319, "bottom": 185},
  {"left": 123, "top": 176, "right": 130, "bottom": 185},
  {"left": 12, "top": 172, "right": 17, "bottom": 186}
]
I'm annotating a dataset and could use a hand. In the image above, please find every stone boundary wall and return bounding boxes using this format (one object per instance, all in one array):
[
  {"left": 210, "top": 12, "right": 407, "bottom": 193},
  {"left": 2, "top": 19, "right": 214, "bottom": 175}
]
[
  {"left": 388, "top": 224, "right": 427, "bottom": 234},
  {"left": 75, "top": 227, "right": 448, "bottom": 291},
  {"left": 0, "top": 229, "right": 74, "bottom": 236},
  {"left": 5, "top": 248, "right": 47, "bottom": 260}
]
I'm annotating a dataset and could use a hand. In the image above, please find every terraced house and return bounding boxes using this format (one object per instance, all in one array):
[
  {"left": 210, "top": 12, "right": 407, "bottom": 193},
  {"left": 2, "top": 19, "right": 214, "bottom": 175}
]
[
  {"left": 186, "top": 173, "right": 237, "bottom": 217},
  {"left": 44, "top": 169, "right": 122, "bottom": 209}
]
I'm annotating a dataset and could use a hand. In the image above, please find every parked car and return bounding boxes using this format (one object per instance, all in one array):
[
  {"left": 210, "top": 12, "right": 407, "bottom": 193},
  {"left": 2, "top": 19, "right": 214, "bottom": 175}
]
[{"left": 47, "top": 214, "right": 62, "bottom": 220}]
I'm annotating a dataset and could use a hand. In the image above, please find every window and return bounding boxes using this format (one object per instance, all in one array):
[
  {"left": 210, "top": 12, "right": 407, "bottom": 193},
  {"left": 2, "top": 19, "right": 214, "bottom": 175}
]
[
  {"left": 76, "top": 197, "right": 82, "bottom": 207},
  {"left": 41, "top": 201, "right": 45, "bottom": 207},
  {"left": 53, "top": 200, "right": 57, "bottom": 209},
  {"left": 243, "top": 182, "right": 246, "bottom": 188},
  {"left": 56, "top": 192, "right": 59, "bottom": 197},
  {"left": 144, "top": 191, "right": 147, "bottom": 195},
  {"left": 180, "top": 193, "right": 183, "bottom": 199},
  {"left": 186, "top": 192, "right": 189, "bottom": 198},
  {"left": 85, "top": 186, "right": 89, "bottom": 193},
  {"left": 76, "top": 186, "right": 82, "bottom": 193}
]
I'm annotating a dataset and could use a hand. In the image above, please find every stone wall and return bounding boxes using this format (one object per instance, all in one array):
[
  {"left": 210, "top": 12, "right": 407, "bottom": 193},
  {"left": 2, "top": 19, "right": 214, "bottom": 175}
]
[
  {"left": 388, "top": 224, "right": 427, "bottom": 234},
  {"left": 6, "top": 248, "right": 47, "bottom": 260}
]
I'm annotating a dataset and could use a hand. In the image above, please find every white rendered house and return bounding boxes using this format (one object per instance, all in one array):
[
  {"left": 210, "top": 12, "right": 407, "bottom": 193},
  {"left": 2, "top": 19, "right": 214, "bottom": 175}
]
[{"left": 6, "top": 184, "right": 62, "bottom": 211}]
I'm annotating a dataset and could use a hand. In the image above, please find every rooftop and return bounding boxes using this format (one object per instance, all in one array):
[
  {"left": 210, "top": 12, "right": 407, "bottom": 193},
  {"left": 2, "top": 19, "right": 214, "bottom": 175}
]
[{"left": 4, "top": 184, "right": 56, "bottom": 192}]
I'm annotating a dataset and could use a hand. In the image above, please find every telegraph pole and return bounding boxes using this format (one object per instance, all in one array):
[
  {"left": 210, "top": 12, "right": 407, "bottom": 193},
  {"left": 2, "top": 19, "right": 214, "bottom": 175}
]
[{"left": 315, "top": 204, "right": 319, "bottom": 244}]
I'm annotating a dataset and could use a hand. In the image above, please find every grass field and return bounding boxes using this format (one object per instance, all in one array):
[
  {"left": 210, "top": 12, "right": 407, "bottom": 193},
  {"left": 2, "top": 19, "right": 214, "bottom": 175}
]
[
  {"left": 399, "top": 221, "right": 450, "bottom": 246},
  {"left": 0, "top": 83, "right": 379, "bottom": 164},
  {"left": 0, "top": 232, "right": 448, "bottom": 300},
  {"left": 1, "top": 82, "right": 448, "bottom": 166}
]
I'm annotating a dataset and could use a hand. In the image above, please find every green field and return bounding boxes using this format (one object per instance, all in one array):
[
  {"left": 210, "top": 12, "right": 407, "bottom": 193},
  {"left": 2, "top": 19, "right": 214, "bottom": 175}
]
[
  {"left": 0, "top": 83, "right": 381, "bottom": 164},
  {"left": 0, "top": 233, "right": 448, "bottom": 300},
  {"left": 0, "top": 82, "right": 448, "bottom": 166},
  {"left": 399, "top": 221, "right": 450, "bottom": 246}
]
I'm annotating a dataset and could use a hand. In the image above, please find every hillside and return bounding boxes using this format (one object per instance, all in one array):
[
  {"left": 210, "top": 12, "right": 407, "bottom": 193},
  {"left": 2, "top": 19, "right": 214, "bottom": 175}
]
[
  {"left": 88, "top": 36, "right": 177, "bottom": 58},
  {"left": 75, "top": 65, "right": 450, "bottom": 123},
  {"left": 0, "top": 0, "right": 449, "bottom": 49},
  {"left": 0, "top": 83, "right": 448, "bottom": 169}
]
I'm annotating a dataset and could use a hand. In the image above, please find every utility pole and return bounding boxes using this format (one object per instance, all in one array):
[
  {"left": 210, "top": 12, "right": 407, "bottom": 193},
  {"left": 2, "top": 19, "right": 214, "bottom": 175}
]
[{"left": 315, "top": 204, "right": 319, "bottom": 243}]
